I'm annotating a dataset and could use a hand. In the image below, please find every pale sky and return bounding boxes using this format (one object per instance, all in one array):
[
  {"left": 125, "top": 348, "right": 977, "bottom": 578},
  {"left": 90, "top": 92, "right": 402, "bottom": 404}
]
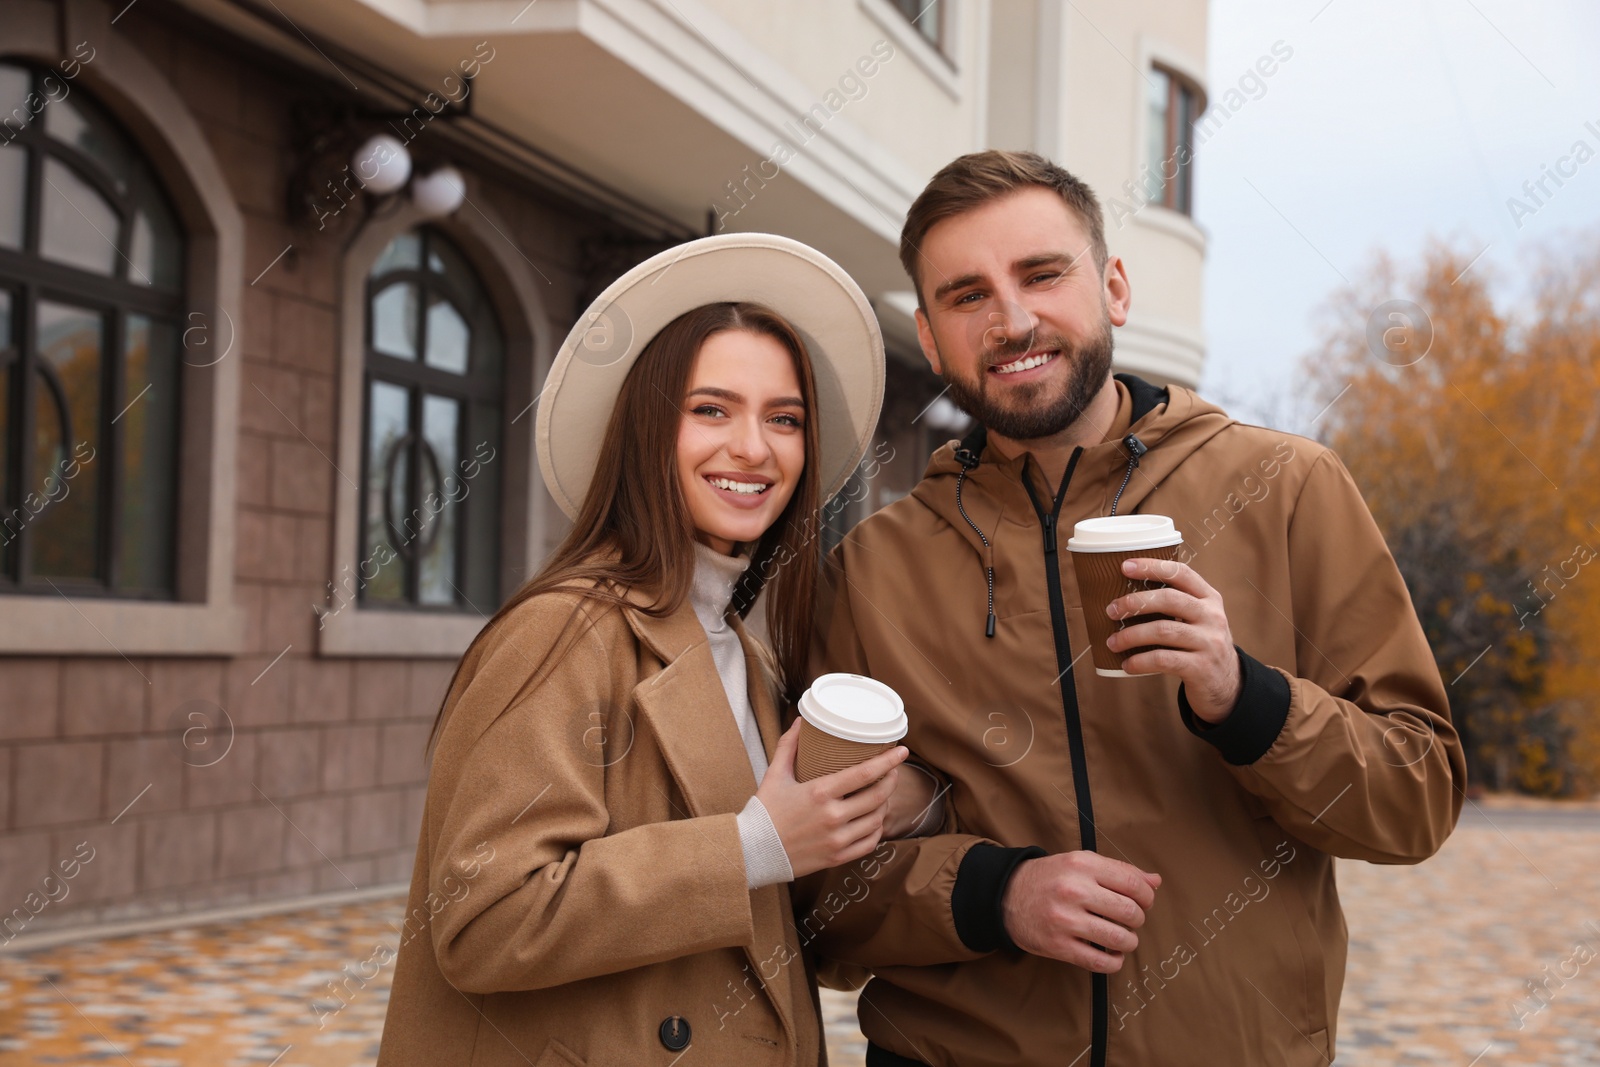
[{"left": 1195, "top": 0, "right": 1600, "bottom": 429}]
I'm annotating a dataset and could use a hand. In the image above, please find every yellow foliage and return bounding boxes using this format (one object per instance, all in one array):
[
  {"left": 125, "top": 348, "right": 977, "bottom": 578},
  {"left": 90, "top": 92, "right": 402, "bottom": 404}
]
[{"left": 1310, "top": 233, "right": 1600, "bottom": 796}]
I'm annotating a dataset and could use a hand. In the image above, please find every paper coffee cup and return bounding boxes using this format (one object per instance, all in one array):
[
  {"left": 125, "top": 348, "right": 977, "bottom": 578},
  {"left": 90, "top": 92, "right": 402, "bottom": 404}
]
[
  {"left": 1067, "top": 516, "right": 1184, "bottom": 678},
  {"left": 794, "top": 673, "right": 908, "bottom": 782}
]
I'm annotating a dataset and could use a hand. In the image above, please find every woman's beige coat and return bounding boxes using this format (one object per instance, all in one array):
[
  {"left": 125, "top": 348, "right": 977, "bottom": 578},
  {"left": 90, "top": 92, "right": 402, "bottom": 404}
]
[{"left": 376, "top": 584, "right": 825, "bottom": 1067}]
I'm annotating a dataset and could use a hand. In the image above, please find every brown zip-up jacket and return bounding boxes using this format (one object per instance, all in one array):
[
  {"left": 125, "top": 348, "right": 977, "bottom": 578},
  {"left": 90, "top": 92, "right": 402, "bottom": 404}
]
[{"left": 801, "top": 374, "right": 1465, "bottom": 1067}]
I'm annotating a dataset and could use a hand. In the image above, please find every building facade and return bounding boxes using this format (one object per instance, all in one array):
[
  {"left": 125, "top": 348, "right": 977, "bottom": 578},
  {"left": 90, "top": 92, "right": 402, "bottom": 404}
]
[{"left": 0, "top": 0, "right": 1208, "bottom": 942}]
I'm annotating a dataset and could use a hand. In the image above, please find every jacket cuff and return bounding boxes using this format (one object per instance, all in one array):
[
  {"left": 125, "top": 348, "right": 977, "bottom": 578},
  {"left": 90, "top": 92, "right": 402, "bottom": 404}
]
[
  {"left": 907, "top": 797, "right": 945, "bottom": 837},
  {"left": 736, "top": 796, "right": 795, "bottom": 889},
  {"left": 952, "top": 843, "right": 1047, "bottom": 954},
  {"left": 1178, "top": 646, "right": 1291, "bottom": 766}
]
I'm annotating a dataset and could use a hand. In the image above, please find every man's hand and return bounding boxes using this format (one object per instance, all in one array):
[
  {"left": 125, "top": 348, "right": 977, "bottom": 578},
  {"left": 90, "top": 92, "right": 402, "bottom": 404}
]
[
  {"left": 1001, "top": 852, "right": 1161, "bottom": 972},
  {"left": 1105, "top": 558, "right": 1242, "bottom": 724},
  {"left": 883, "top": 762, "right": 942, "bottom": 839}
]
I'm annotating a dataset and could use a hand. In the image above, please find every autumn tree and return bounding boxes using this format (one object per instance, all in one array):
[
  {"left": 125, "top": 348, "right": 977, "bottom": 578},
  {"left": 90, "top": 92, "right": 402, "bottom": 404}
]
[{"left": 1308, "top": 234, "right": 1600, "bottom": 796}]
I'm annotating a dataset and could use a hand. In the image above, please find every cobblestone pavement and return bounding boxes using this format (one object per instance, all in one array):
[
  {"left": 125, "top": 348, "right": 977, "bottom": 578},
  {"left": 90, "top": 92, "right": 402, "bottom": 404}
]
[
  {"left": 0, "top": 905, "right": 392, "bottom": 1065},
  {"left": 1, "top": 802, "right": 1595, "bottom": 1066},
  {"left": 823, "top": 803, "right": 1600, "bottom": 1067}
]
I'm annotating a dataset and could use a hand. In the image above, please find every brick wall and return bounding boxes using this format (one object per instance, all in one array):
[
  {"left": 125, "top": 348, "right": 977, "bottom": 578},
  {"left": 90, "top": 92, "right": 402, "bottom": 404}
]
[
  {"left": 0, "top": 4, "right": 598, "bottom": 941},
  {"left": 0, "top": 656, "right": 445, "bottom": 936}
]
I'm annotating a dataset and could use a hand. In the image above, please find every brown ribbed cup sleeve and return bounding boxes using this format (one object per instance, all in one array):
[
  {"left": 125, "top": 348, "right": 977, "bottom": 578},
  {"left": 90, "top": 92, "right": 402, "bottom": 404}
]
[
  {"left": 794, "top": 719, "right": 897, "bottom": 782},
  {"left": 1070, "top": 543, "right": 1183, "bottom": 673}
]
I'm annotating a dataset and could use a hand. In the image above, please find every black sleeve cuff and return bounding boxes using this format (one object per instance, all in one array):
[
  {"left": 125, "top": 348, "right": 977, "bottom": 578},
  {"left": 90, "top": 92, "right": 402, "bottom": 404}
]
[
  {"left": 1177, "top": 646, "right": 1291, "bottom": 766},
  {"left": 952, "top": 843, "right": 1047, "bottom": 954}
]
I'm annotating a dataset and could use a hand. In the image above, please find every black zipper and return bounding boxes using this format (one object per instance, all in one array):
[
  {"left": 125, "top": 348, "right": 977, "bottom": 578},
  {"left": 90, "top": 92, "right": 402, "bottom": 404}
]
[{"left": 1020, "top": 447, "right": 1108, "bottom": 1067}]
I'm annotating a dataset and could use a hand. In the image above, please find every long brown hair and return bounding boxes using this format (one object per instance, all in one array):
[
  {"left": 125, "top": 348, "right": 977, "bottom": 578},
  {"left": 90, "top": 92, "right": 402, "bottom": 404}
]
[{"left": 426, "top": 301, "right": 824, "bottom": 752}]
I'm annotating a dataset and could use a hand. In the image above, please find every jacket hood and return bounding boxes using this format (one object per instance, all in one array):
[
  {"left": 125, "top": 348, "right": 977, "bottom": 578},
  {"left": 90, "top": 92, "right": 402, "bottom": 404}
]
[
  {"left": 917, "top": 374, "right": 1235, "bottom": 531},
  {"left": 909, "top": 374, "right": 1236, "bottom": 633}
]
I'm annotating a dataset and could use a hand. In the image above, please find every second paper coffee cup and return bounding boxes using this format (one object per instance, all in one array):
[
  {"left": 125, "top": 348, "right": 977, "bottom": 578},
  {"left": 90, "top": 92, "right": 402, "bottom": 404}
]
[
  {"left": 794, "top": 673, "right": 908, "bottom": 783},
  {"left": 1067, "top": 515, "right": 1184, "bottom": 678}
]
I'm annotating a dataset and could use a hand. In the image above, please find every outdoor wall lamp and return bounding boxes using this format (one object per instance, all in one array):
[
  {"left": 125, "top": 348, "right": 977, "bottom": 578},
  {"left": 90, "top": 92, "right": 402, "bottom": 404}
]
[
  {"left": 352, "top": 132, "right": 412, "bottom": 195},
  {"left": 409, "top": 164, "right": 466, "bottom": 217},
  {"left": 288, "top": 93, "right": 473, "bottom": 231}
]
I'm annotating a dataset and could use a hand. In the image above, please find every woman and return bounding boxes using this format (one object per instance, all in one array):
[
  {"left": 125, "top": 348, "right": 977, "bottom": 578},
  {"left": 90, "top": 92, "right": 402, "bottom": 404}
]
[{"left": 377, "top": 235, "right": 935, "bottom": 1067}]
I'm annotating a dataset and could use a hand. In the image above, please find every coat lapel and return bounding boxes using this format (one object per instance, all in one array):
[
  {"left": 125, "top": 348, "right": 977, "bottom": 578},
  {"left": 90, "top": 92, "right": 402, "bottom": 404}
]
[
  {"left": 624, "top": 592, "right": 759, "bottom": 820},
  {"left": 625, "top": 593, "right": 802, "bottom": 1055}
]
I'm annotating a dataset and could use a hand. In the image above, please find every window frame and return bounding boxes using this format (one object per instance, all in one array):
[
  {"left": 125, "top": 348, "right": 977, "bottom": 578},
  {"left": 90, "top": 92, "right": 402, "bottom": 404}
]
[
  {"left": 1149, "top": 63, "right": 1200, "bottom": 217},
  {"left": 0, "top": 0, "right": 249, "bottom": 656},
  {"left": 357, "top": 227, "right": 504, "bottom": 614},
  {"left": 0, "top": 59, "right": 187, "bottom": 599},
  {"left": 318, "top": 195, "right": 553, "bottom": 659},
  {"left": 887, "top": 0, "right": 945, "bottom": 52},
  {"left": 858, "top": 0, "right": 961, "bottom": 99}
]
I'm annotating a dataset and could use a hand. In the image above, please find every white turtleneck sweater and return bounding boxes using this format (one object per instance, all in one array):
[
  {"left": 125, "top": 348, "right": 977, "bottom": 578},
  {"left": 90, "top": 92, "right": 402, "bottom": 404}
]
[{"left": 689, "top": 541, "right": 794, "bottom": 890}]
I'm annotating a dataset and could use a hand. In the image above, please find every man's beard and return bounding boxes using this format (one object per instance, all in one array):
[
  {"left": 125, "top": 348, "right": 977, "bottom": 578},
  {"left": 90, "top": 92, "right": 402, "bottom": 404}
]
[{"left": 938, "top": 316, "right": 1115, "bottom": 442}]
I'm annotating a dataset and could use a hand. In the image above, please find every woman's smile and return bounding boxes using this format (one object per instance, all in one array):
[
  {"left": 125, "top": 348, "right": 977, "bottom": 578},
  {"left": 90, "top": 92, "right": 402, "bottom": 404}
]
[
  {"left": 677, "top": 328, "right": 807, "bottom": 553},
  {"left": 702, "top": 470, "right": 776, "bottom": 508}
]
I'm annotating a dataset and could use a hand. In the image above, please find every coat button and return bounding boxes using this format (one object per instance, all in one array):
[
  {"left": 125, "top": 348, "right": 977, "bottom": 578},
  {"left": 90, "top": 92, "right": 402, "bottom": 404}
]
[{"left": 658, "top": 1015, "right": 691, "bottom": 1051}]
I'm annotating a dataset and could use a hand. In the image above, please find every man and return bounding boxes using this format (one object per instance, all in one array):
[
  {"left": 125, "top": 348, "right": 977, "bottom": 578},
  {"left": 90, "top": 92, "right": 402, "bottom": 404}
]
[{"left": 803, "top": 151, "right": 1465, "bottom": 1067}]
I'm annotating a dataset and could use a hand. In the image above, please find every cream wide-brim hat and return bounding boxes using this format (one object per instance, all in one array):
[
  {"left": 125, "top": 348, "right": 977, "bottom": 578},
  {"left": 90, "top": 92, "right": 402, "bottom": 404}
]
[{"left": 535, "top": 233, "right": 885, "bottom": 520}]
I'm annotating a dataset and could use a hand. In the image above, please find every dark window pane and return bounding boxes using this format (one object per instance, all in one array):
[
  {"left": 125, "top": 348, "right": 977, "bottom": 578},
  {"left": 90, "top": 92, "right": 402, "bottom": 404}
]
[
  {"left": 1175, "top": 86, "right": 1196, "bottom": 215},
  {"left": 477, "top": 312, "right": 503, "bottom": 382},
  {"left": 372, "top": 231, "right": 421, "bottom": 276},
  {"left": 426, "top": 234, "right": 471, "bottom": 283},
  {"left": 372, "top": 282, "right": 418, "bottom": 360},
  {"left": 130, "top": 172, "right": 183, "bottom": 291},
  {"left": 0, "top": 144, "right": 24, "bottom": 250},
  {"left": 119, "top": 315, "right": 178, "bottom": 592},
  {"left": 424, "top": 297, "right": 469, "bottom": 374},
  {"left": 433, "top": 234, "right": 501, "bottom": 378},
  {"left": 0, "top": 290, "right": 10, "bottom": 560},
  {"left": 31, "top": 300, "right": 102, "bottom": 580},
  {"left": 364, "top": 379, "right": 409, "bottom": 602},
  {"left": 1147, "top": 69, "right": 1171, "bottom": 207},
  {"left": 44, "top": 92, "right": 134, "bottom": 197},
  {"left": 418, "top": 393, "right": 459, "bottom": 605},
  {"left": 891, "top": 0, "right": 941, "bottom": 45},
  {"left": 40, "top": 157, "right": 119, "bottom": 276},
  {"left": 0, "top": 64, "right": 29, "bottom": 118}
]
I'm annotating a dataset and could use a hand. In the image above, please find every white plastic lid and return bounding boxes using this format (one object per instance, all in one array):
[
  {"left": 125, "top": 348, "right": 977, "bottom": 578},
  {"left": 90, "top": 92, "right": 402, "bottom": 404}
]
[
  {"left": 798, "top": 673, "right": 908, "bottom": 743},
  {"left": 1066, "top": 514, "right": 1183, "bottom": 552}
]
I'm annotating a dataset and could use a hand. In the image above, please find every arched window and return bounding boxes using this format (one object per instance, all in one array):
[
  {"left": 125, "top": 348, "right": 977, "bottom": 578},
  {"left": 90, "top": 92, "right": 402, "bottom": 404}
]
[
  {"left": 361, "top": 227, "right": 503, "bottom": 611},
  {"left": 0, "top": 60, "right": 184, "bottom": 597}
]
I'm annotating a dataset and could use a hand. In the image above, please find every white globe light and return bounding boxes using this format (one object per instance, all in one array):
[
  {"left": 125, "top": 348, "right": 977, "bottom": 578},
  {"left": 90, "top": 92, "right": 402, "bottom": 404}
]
[
  {"left": 925, "top": 395, "right": 971, "bottom": 432},
  {"left": 352, "top": 133, "right": 412, "bottom": 196},
  {"left": 412, "top": 166, "right": 466, "bottom": 218}
]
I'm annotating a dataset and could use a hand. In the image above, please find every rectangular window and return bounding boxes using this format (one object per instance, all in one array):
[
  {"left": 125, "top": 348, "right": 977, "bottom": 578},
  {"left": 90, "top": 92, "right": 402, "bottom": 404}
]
[
  {"left": 889, "top": 0, "right": 943, "bottom": 50},
  {"left": 1147, "top": 66, "right": 1198, "bottom": 216}
]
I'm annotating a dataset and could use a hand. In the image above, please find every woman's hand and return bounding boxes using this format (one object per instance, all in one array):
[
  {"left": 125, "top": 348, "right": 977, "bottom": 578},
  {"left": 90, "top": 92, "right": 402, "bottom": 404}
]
[
  {"left": 757, "top": 720, "right": 909, "bottom": 879},
  {"left": 883, "top": 762, "right": 941, "bottom": 839}
]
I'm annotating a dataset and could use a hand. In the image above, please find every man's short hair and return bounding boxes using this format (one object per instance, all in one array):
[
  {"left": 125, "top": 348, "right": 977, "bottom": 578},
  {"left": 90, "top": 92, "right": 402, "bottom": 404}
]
[{"left": 899, "top": 150, "right": 1108, "bottom": 306}]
